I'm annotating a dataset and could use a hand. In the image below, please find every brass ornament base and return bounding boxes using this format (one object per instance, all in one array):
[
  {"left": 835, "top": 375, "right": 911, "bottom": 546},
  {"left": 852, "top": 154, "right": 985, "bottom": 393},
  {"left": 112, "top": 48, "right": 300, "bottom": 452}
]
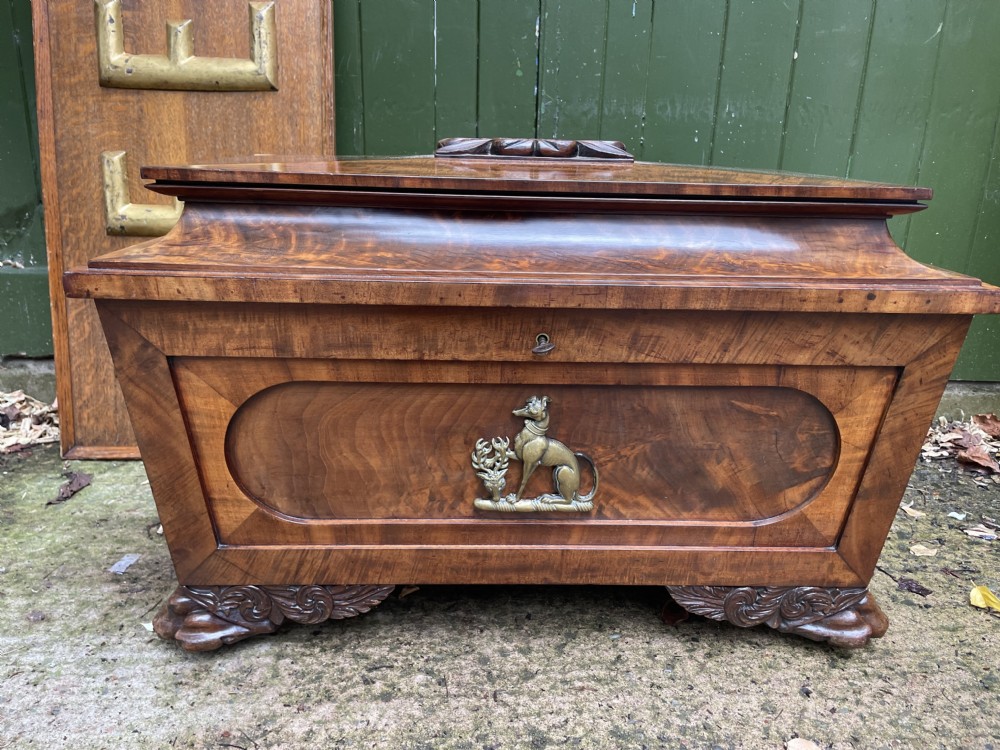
[
  {"left": 666, "top": 585, "right": 889, "bottom": 648},
  {"left": 153, "top": 584, "right": 395, "bottom": 652},
  {"left": 473, "top": 494, "right": 595, "bottom": 513}
]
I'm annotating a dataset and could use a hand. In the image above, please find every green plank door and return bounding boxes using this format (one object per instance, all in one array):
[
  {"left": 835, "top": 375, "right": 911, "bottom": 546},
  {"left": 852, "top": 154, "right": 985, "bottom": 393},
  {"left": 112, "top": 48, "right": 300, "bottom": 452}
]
[
  {"left": 641, "top": 0, "right": 727, "bottom": 165},
  {"left": 599, "top": 0, "right": 653, "bottom": 154},
  {"left": 478, "top": 0, "right": 540, "bottom": 138},
  {"left": 0, "top": 0, "right": 51, "bottom": 356},
  {"left": 710, "top": 1, "right": 799, "bottom": 169},
  {"left": 780, "top": 0, "right": 872, "bottom": 176},
  {"left": 903, "top": 0, "right": 1000, "bottom": 379}
]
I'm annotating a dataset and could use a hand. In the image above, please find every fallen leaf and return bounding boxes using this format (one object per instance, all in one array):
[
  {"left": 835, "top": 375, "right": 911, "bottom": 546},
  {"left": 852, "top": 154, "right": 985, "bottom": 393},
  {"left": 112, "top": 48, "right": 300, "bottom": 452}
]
[
  {"left": 910, "top": 544, "right": 939, "bottom": 557},
  {"left": 922, "top": 449, "right": 951, "bottom": 459},
  {"left": 47, "top": 471, "right": 92, "bottom": 505},
  {"left": 972, "top": 413, "right": 1000, "bottom": 438},
  {"left": 397, "top": 585, "right": 420, "bottom": 599},
  {"left": 956, "top": 444, "right": 1000, "bottom": 473},
  {"left": 900, "top": 504, "right": 925, "bottom": 519},
  {"left": 970, "top": 585, "right": 1000, "bottom": 612},
  {"left": 964, "top": 525, "right": 998, "bottom": 541},
  {"left": 897, "top": 578, "right": 932, "bottom": 597},
  {"left": 952, "top": 428, "right": 983, "bottom": 448},
  {"left": 936, "top": 431, "right": 966, "bottom": 444},
  {"left": 947, "top": 511, "right": 968, "bottom": 521},
  {"left": 0, "top": 390, "right": 59, "bottom": 454}
]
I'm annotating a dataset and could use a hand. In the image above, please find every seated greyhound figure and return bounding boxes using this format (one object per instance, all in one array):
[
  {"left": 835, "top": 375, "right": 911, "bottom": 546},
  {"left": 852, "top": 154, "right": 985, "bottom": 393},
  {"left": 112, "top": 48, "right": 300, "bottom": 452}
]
[{"left": 509, "top": 395, "right": 598, "bottom": 509}]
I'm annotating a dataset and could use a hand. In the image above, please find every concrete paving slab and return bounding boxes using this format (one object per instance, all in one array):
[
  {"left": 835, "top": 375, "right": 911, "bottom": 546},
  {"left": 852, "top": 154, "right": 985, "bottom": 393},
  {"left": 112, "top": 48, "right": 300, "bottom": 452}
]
[{"left": 0, "top": 378, "right": 998, "bottom": 748}]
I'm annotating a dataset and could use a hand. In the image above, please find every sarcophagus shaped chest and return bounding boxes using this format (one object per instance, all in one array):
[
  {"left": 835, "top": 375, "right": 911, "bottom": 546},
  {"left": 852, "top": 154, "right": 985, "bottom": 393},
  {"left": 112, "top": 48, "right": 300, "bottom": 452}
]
[{"left": 65, "top": 139, "right": 1000, "bottom": 650}]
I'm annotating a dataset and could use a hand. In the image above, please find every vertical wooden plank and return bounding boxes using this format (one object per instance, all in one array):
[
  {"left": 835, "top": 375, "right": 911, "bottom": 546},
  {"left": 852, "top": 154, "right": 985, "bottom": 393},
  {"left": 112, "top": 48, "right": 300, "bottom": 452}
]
[
  {"left": 435, "top": 0, "right": 479, "bottom": 140},
  {"left": 10, "top": 0, "right": 38, "bottom": 175},
  {"left": 599, "top": 0, "right": 653, "bottom": 154},
  {"left": 333, "top": 0, "right": 365, "bottom": 155},
  {"left": 904, "top": 0, "right": 1000, "bottom": 268},
  {"left": 0, "top": 0, "right": 51, "bottom": 356},
  {"left": 478, "top": 0, "right": 540, "bottom": 138},
  {"left": 780, "top": 0, "right": 872, "bottom": 176},
  {"left": 536, "top": 0, "right": 608, "bottom": 139},
  {"left": 903, "top": 0, "right": 1000, "bottom": 380},
  {"left": 956, "top": 112, "right": 1000, "bottom": 378},
  {"left": 641, "top": 0, "right": 727, "bottom": 164},
  {"left": 848, "top": 0, "right": 946, "bottom": 245},
  {"left": 0, "top": 0, "right": 42, "bottom": 259},
  {"left": 710, "top": 0, "right": 799, "bottom": 169},
  {"left": 359, "top": 0, "right": 436, "bottom": 154},
  {"left": 956, "top": 183, "right": 1000, "bottom": 355}
]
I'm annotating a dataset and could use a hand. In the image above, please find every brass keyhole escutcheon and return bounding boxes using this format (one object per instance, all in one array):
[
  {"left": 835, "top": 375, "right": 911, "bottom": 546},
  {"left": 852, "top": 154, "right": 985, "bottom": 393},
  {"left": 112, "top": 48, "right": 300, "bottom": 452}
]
[{"left": 532, "top": 333, "right": 555, "bottom": 355}]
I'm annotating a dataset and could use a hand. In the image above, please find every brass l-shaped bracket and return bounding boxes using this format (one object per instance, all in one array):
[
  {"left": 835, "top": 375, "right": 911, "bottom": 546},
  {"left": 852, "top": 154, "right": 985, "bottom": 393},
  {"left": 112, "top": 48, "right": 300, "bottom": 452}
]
[
  {"left": 101, "top": 151, "right": 183, "bottom": 236},
  {"left": 95, "top": 0, "right": 278, "bottom": 91}
]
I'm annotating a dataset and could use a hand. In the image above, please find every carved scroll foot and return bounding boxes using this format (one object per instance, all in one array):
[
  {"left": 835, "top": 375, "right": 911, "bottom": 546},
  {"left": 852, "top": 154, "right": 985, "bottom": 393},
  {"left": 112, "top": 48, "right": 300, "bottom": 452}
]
[
  {"left": 665, "top": 586, "right": 889, "bottom": 648},
  {"left": 153, "top": 584, "right": 395, "bottom": 652}
]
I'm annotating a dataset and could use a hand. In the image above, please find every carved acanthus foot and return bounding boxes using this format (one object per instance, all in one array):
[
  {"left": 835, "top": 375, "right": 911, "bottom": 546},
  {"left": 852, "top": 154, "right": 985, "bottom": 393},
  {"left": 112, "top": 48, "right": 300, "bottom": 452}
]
[
  {"left": 153, "top": 584, "right": 395, "bottom": 652},
  {"left": 665, "top": 585, "right": 889, "bottom": 648}
]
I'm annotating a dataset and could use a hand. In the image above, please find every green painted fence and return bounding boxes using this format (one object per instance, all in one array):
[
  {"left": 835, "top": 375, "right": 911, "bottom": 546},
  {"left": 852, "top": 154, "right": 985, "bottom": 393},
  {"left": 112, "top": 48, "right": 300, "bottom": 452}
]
[
  {"left": 0, "top": 0, "right": 50, "bottom": 357},
  {"left": 3, "top": 0, "right": 999, "bottom": 379},
  {"left": 334, "top": 0, "right": 1000, "bottom": 380}
]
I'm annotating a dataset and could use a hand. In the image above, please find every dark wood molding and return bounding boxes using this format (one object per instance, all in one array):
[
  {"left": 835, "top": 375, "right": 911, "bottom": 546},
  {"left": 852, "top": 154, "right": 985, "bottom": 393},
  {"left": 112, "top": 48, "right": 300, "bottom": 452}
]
[
  {"left": 435, "top": 137, "right": 634, "bottom": 161},
  {"left": 666, "top": 585, "right": 889, "bottom": 647},
  {"left": 153, "top": 585, "right": 395, "bottom": 651}
]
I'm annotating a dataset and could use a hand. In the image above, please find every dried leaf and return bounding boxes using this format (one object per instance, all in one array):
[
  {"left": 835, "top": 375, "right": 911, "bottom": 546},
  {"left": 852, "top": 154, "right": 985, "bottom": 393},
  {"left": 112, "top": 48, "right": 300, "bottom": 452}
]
[
  {"left": 947, "top": 511, "right": 968, "bottom": 521},
  {"left": 953, "top": 428, "right": 983, "bottom": 449},
  {"left": 970, "top": 585, "right": 1000, "bottom": 612},
  {"left": 964, "top": 525, "right": 998, "bottom": 541},
  {"left": 956, "top": 444, "right": 1000, "bottom": 473},
  {"left": 0, "top": 389, "right": 59, "bottom": 453},
  {"left": 897, "top": 578, "right": 932, "bottom": 597},
  {"left": 972, "top": 413, "right": 1000, "bottom": 439},
  {"left": 47, "top": 471, "right": 92, "bottom": 505},
  {"left": 899, "top": 504, "right": 925, "bottom": 519},
  {"left": 936, "top": 431, "right": 966, "bottom": 444},
  {"left": 910, "top": 544, "right": 939, "bottom": 557}
]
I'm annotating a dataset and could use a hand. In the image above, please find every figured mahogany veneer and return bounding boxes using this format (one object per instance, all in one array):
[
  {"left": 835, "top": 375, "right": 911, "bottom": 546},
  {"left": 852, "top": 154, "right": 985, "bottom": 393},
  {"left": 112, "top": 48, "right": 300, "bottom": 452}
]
[{"left": 65, "top": 156, "right": 1000, "bottom": 650}]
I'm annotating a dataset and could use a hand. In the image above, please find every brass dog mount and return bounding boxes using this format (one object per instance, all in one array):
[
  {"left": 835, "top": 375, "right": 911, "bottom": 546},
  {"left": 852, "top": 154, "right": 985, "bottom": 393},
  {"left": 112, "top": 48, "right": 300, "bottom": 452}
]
[{"left": 471, "top": 396, "right": 599, "bottom": 513}]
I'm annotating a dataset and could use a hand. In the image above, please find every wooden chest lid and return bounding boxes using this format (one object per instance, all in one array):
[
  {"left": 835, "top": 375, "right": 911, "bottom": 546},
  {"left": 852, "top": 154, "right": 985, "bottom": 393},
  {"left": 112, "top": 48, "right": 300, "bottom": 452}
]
[
  {"left": 139, "top": 146, "right": 931, "bottom": 203},
  {"left": 65, "top": 147, "right": 1000, "bottom": 315}
]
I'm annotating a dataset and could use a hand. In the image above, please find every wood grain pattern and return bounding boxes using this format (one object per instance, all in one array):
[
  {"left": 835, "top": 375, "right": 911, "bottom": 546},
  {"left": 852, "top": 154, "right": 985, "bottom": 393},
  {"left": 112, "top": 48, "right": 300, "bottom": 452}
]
[
  {"left": 33, "top": 0, "right": 334, "bottom": 456},
  {"left": 142, "top": 156, "right": 931, "bottom": 200},
  {"left": 170, "top": 355, "right": 894, "bottom": 550},
  {"left": 225, "top": 382, "right": 837, "bottom": 522},
  {"left": 66, "top": 199, "right": 1000, "bottom": 314},
  {"left": 70, "top": 159, "right": 1000, "bottom": 650}
]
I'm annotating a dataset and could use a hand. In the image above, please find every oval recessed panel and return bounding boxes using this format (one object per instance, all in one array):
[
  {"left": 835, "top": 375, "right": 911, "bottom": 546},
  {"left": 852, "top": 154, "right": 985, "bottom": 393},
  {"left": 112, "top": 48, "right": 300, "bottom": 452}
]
[{"left": 225, "top": 383, "right": 839, "bottom": 522}]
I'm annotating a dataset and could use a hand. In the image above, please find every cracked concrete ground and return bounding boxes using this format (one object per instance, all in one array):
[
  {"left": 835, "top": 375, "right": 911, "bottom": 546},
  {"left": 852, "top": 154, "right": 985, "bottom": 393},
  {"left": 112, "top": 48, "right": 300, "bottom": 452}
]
[{"left": 0, "top": 370, "right": 998, "bottom": 749}]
